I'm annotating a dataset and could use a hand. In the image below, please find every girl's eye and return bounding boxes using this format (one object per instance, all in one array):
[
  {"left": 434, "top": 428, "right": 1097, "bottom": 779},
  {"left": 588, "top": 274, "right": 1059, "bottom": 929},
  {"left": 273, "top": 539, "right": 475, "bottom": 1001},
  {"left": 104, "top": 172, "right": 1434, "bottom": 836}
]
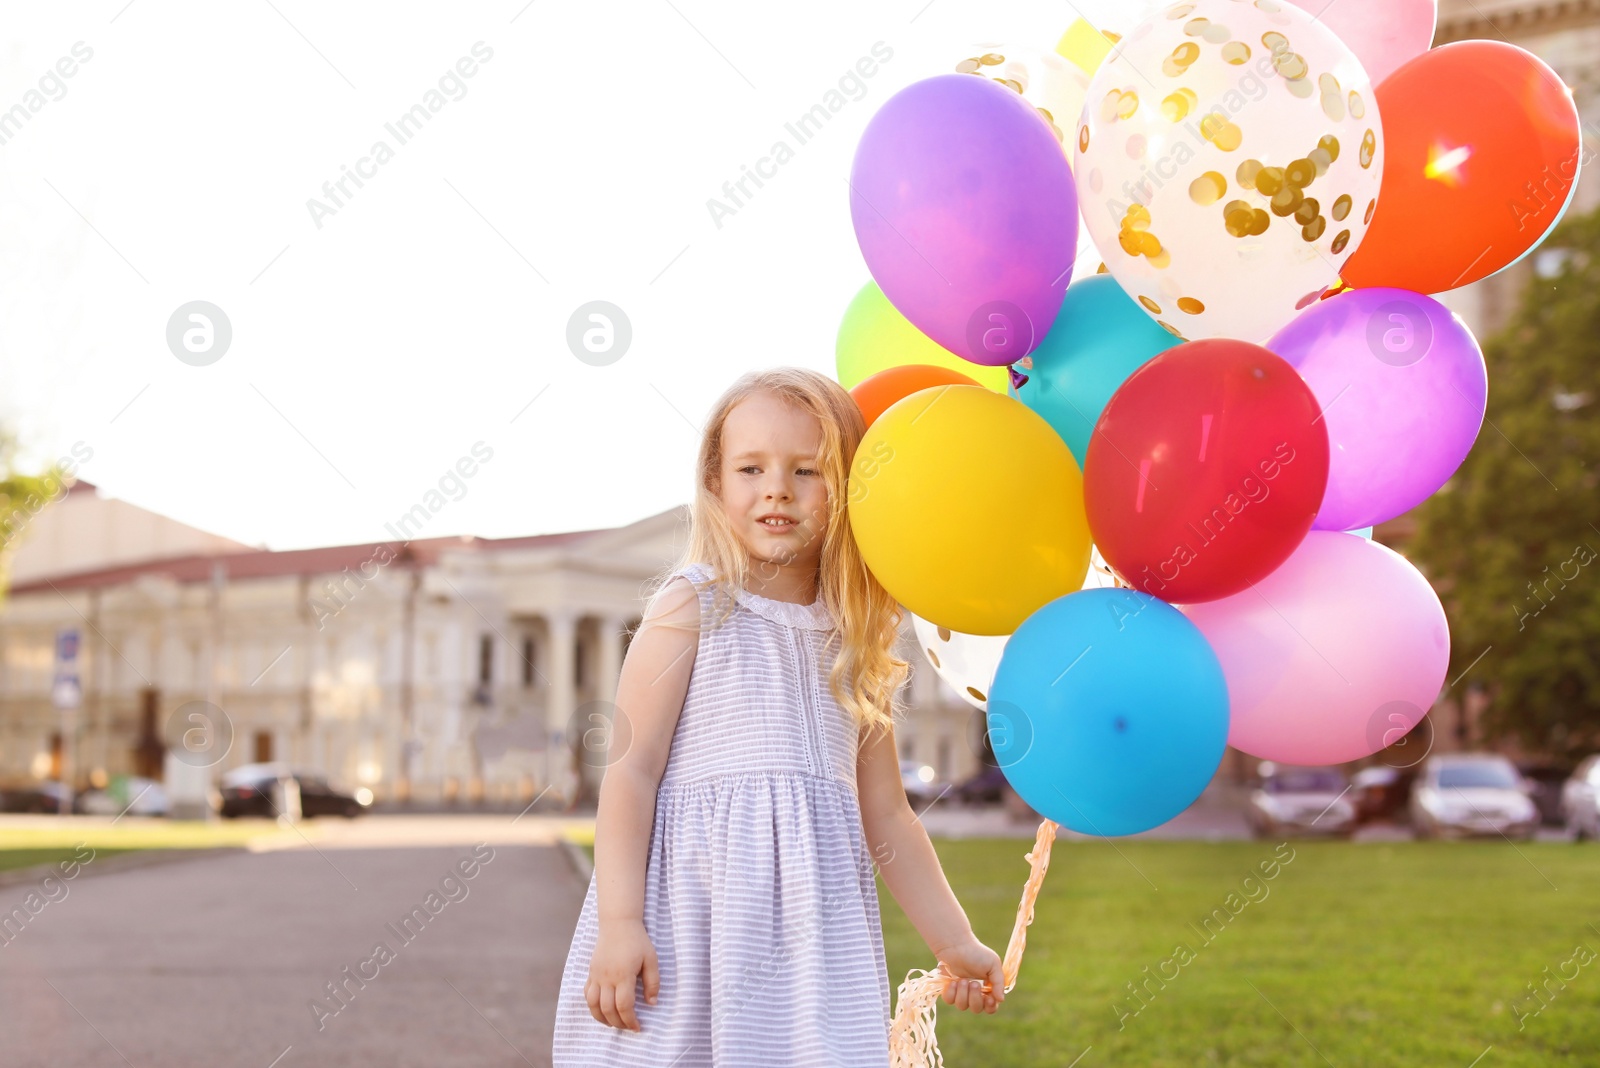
[{"left": 798, "top": 468, "right": 818, "bottom": 476}]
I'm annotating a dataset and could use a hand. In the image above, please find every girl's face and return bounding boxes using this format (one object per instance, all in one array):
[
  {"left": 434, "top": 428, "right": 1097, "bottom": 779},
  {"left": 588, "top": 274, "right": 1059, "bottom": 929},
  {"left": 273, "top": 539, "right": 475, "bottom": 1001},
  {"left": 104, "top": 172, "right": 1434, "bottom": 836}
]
[{"left": 717, "top": 391, "right": 830, "bottom": 577}]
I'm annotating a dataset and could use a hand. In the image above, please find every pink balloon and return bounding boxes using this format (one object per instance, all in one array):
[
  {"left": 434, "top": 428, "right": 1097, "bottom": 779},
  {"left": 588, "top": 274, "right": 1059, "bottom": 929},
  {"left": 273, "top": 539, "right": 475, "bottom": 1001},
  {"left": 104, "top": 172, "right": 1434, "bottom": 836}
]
[
  {"left": 1180, "top": 532, "right": 1449, "bottom": 765},
  {"left": 1286, "top": 0, "right": 1437, "bottom": 85}
]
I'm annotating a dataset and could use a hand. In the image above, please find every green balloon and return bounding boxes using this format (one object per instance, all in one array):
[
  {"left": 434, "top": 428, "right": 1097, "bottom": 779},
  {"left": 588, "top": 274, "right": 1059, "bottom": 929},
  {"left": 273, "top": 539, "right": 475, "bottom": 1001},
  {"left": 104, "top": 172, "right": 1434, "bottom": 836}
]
[{"left": 835, "top": 281, "right": 1009, "bottom": 394}]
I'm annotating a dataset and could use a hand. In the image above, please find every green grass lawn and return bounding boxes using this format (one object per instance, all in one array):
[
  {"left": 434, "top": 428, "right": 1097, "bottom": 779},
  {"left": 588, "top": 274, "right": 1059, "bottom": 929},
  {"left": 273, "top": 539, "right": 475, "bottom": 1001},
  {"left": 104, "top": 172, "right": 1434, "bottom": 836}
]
[
  {"left": 880, "top": 838, "right": 1600, "bottom": 1067},
  {"left": 0, "top": 820, "right": 304, "bottom": 873}
]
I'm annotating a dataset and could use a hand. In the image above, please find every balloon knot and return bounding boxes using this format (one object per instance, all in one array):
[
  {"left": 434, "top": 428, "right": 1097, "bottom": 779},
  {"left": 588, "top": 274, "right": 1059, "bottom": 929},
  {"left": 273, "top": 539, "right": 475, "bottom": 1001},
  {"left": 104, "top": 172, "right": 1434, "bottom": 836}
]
[{"left": 1008, "top": 365, "right": 1030, "bottom": 391}]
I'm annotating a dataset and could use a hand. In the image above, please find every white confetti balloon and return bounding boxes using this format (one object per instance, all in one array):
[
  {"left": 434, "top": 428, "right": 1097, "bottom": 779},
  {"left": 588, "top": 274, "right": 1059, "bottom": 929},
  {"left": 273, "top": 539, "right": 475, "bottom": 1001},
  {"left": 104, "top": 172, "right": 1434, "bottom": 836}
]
[
  {"left": 912, "top": 545, "right": 1122, "bottom": 711},
  {"left": 1074, "top": 0, "right": 1383, "bottom": 342}
]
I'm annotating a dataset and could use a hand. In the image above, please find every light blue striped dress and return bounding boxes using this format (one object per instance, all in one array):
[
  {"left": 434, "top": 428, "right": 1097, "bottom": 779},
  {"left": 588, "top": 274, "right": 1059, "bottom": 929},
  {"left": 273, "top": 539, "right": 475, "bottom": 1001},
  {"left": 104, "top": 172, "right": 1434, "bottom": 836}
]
[{"left": 552, "top": 561, "right": 892, "bottom": 1066}]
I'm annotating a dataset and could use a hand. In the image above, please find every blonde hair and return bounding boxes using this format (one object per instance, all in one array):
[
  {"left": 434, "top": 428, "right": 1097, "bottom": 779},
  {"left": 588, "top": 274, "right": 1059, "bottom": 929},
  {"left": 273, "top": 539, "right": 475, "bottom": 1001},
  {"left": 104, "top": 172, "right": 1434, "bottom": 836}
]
[{"left": 647, "top": 367, "right": 908, "bottom": 742}]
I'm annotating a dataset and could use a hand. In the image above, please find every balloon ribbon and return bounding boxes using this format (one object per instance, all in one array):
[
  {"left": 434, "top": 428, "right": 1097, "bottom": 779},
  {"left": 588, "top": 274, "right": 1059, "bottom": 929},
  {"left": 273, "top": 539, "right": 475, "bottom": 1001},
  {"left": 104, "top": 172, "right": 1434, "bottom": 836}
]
[{"left": 888, "top": 819, "right": 1060, "bottom": 1067}]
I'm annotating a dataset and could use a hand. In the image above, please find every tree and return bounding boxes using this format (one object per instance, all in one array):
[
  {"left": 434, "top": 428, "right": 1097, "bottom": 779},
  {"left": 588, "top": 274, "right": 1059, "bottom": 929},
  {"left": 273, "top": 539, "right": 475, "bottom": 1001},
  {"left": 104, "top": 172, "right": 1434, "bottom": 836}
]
[
  {"left": 1406, "top": 207, "right": 1600, "bottom": 764},
  {"left": 0, "top": 426, "right": 78, "bottom": 606}
]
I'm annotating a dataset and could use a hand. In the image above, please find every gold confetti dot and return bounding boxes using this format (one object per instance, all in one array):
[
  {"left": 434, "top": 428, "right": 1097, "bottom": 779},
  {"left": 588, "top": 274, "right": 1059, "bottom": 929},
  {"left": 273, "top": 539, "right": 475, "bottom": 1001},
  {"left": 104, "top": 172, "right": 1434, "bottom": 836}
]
[
  {"left": 1274, "top": 51, "right": 1308, "bottom": 81},
  {"left": 1124, "top": 204, "right": 1152, "bottom": 230},
  {"left": 1184, "top": 17, "right": 1210, "bottom": 36},
  {"left": 1256, "top": 166, "right": 1286, "bottom": 196},
  {"left": 1286, "top": 77, "right": 1314, "bottom": 99},
  {"left": 1271, "top": 187, "right": 1305, "bottom": 216},
  {"left": 1149, "top": 248, "right": 1172, "bottom": 269},
  {"left": 1364, "top": 198, "right": 1377, "bottom": 224},
  {"left": 1200, "top": 112, "right": 1242, "bottom": 151},
  {"left": 1294, "top": 198, "right": 1321, "bottom": 226},
  {"left": 1360, "top": 129, "right": 1376, "bottom": 168},
  {"left": 1321, "top": 88, "right": 1346, "bottom": 122},
  {"left": 1118, "top": 91, "right": 1140, "bottom": 119},
  {"left": 955, "top": 59, "right": 982, "bottom": 74},
  {"left": 1262, "top": 31, "right": 1288, "bottom": 54},
  {"left": 1167, "top": 3, "right": 1195, "bottom": 17},
  {"left": 1079, "top": 125, "right": 1090, "bottom": 152},
  {"left": 1189, "top": 171, "right": 1227, "bottom": 205},
  {"left": 1221, "top": 41, "right": 1251, "bottom": 64},
  {"left": 1330, "top": 229, "right": 1351, "bottom": 254},
  {"left": 1096, "top": 262, "right": 1109, "bottom": 274},
  {"left": 1348, "top": 91, "right": 1365, "bottom": 119},
  {"left": 1302, "top": 216, "right": 1327, "bottom": 242},
  {"left": 1248, "top": 209, "right": 1270, "bottom": 236},
  {"left": 1309, "top": 148, "right": 1333, "bottom": 176},
  {"left": 979, "top": 53, "right": 1004, "bottom": 66},
  {"left": 1319, "top": 134, "right": 1341, "bottom": 162},
  {"left": 998, "top": 77, "right": 1024, "bottom": 94},
  {"left": 1255, "top": 0, "right": 1282, "bottom": 10},
  {"left": 1332, "top": 194, "right": 1352, "bottom": 221},
  {"left": 1224, "top": 199, "right": 1255, "bottom": 237},
  {"left": 1139, "top": 295, "right": 1163, "bottom": 314},
  {"left": 1177, "top": 296, "right": 1205, "bottom": 314},
  {"left": 1162, "top": 91, "right": 1192, "bottom": 122},
  {"left": 1157, "top": 320, "right": 1185, "bottom": 337},
  {"left": 1100, "top": 90, "right": 1122, "bottom": 123},
  {"left": 1286, "top": 158, "right": 1317, "bottom": 188},
  {"left": 1202, "top": 23, "right": 1231, "bottom": 43},
  {"left": 1318, "top": 73, "right": 1341, "bottom": 94},
  {"left": 1237, "top": 159, "right": 1263, "bottom": 190}
]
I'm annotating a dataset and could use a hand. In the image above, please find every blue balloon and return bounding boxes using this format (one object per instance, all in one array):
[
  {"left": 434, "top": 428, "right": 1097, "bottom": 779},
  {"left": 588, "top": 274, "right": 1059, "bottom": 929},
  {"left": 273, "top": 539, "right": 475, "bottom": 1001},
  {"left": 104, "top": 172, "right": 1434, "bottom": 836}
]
[
  {"left": 1015, "top": 275, "right": 1179, "bottom": 467},
  {"left": 987, "top": 588, "right": 1229, "bottom": 836},
  {"left": 1348, "top": 526, "right": 1374, "bottom": 540}
]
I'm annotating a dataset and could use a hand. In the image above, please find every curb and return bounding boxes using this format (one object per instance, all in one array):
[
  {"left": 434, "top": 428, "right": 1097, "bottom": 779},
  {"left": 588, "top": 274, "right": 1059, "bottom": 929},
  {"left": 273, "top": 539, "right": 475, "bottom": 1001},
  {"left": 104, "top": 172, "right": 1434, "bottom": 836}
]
[
  {"left": 0, "top": 846, "right": 248, "bottom": 890},
  {"left": 559, "top": 837, "right": 593, "bottom": 883}
]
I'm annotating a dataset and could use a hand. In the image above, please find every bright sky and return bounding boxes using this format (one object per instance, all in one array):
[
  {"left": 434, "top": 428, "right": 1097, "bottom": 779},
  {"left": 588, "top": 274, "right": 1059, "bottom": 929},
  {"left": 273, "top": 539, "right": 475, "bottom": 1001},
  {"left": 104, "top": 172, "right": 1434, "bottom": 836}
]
[{"left": 0, "top": 0, "right": 1156, "bottom": 551}]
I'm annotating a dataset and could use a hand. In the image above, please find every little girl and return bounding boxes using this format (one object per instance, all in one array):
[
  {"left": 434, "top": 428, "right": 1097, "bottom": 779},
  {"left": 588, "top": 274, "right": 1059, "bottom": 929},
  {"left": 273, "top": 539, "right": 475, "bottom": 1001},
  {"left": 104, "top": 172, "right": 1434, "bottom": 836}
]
[{"left": 551, "top": 368, "right": 1005, "bottom": 1066}]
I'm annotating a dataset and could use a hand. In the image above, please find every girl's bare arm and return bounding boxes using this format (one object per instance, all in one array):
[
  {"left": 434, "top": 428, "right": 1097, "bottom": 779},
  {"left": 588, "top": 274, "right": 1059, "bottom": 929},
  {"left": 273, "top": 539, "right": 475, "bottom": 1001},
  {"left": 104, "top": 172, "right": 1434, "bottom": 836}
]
[
  {"left": 593, "top": 576, "right": 700, "bottom": 925},
  {"left": 856, "top": 717, "right": 1004, "bottom": 1012}
]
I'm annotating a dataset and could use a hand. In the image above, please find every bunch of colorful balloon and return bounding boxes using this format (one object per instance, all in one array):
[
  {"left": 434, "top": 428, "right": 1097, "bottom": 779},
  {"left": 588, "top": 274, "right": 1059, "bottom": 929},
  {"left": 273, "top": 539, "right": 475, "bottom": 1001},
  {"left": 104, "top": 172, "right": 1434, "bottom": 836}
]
[{"left": 839, "top": 0, "right": 1583, "bottom": 838}]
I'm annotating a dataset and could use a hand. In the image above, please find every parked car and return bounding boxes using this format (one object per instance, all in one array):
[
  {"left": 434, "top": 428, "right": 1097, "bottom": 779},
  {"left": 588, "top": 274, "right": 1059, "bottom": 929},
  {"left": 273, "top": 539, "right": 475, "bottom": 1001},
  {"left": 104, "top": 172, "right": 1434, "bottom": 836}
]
[
  {"left": 1410, "top": 754, "right": 1538, "bottom": 840},
  {"left": 1247, "top": 763, "right": 1356, "bottom": 838},
  {"left": 953, "top": 765, "right": 1009, "bottom": 806},
  {"left": 1516, "top": 762, "right": 1572, "bottom": 826},
  {"left": 1560, "top": 754, "right": 1600, "bottom": 841},
  {"left": 77, "top": 776, "right": 168, "bottom": 817},
  {"left": 0, "top": 780, "right": 74, "bottom": 814},
  {"left": 1352, "top": 765, "right": 1417, "bottom": 824},
  {"left": 900, "top": 760, "right": 949, "bottom": 809},
  {"left": 220, "top": 763, "right": 371, "bottom": 819}
]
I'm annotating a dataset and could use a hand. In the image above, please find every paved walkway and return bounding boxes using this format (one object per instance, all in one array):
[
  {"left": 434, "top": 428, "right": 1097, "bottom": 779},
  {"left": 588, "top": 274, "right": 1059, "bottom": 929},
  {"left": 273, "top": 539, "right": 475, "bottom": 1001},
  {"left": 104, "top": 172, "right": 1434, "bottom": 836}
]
[{"left": 0, "top": 815, "right": 592, "bottom": 1067}]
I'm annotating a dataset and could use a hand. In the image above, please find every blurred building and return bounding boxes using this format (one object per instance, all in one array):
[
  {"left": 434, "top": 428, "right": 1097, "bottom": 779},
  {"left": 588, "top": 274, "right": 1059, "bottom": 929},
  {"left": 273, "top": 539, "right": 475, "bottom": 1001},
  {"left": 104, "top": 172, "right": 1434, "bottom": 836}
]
[
  {"left": 1430, "top": 0, "right": 1600, "bottom": 340},
  {"left": 0, "top": 482, "right": 980, "bottom": 808}
]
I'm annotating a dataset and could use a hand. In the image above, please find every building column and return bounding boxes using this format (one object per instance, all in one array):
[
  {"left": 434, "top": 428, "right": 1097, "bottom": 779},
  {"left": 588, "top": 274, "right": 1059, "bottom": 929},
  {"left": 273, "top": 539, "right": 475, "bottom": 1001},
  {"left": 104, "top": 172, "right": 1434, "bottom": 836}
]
[{"left": 545, "top": 609, "right": 577, "bottom": 805}]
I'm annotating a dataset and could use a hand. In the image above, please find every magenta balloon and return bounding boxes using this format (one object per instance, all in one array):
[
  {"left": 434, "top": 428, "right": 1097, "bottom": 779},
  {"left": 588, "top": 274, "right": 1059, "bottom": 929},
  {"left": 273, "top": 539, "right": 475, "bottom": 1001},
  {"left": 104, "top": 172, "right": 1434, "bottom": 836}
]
[
  {"left": 1180, "top": 532, "right": 1449, "bottom": 766},
  {"left": 1266, "top": 288, "right": 1487, "bottom": 532},
  {"left": 849, "top": 74, "right": 1078, "bottom": 367}
]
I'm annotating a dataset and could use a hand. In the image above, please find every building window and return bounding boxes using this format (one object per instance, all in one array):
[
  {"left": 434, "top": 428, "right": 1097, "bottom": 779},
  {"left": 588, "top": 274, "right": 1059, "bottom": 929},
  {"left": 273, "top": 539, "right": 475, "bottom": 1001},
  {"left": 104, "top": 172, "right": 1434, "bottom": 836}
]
[
  {"left": 521, "top": 636, "right": 536, "bottom": 687},
  {"left": 477, "top": 634, "right": 493, "bottom": 685}
]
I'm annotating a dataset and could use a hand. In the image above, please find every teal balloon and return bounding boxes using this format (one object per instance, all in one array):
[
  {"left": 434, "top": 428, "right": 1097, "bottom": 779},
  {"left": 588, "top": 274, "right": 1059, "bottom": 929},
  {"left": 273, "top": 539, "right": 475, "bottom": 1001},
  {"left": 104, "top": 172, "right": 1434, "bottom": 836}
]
[
  {"left": 987, "top": 588, "right": 1229, "bottom": 837},
  {"left": 1349, "top": 526, "right": 1374, "bottom": 540},
  {"left": 1016, "top": 275, "right": 1179, "bottom": 466}
]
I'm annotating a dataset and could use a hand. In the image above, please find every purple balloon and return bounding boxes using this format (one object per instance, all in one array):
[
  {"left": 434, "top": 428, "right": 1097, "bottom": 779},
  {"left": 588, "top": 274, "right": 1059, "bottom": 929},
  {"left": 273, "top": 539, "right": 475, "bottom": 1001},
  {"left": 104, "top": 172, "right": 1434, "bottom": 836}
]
[
  {"left": 849, "top": 74, "right": 1078, "bottom": 367},
  {"left": 1267, "top": 288, "right": 1487, "bottom": 531}
]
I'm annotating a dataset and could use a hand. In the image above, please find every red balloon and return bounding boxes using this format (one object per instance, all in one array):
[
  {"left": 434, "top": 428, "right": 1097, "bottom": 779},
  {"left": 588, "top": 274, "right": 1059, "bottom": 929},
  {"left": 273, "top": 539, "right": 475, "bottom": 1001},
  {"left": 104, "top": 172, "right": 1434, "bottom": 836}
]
[
  {"left": 1084, "top": 340, "right": 1329, "bottom": 604},
  {"left": 1341, "top": 40, "right": 1583, "bottom": 294}
]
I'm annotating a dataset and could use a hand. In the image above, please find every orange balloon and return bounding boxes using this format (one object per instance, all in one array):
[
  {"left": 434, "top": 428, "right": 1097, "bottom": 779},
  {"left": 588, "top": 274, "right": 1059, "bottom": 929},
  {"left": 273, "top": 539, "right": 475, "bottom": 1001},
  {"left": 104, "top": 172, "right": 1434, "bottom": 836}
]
[
  {"left": 849, "top": 363, "right": 982, "bottom": 428},
  {"left": 1341, "top": 40, "right": 1581, "bottom": 295}
]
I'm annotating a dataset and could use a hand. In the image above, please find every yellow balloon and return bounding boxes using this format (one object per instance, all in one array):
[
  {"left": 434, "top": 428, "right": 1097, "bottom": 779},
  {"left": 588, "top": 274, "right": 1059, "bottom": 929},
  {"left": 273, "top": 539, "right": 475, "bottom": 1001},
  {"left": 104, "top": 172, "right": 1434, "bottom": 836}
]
[
  {"left": 835, "top": 282, "right": 1009, "bottom": 394},
  {"left": 848, "top": 385, "right": 1091, "bottom": 635}
]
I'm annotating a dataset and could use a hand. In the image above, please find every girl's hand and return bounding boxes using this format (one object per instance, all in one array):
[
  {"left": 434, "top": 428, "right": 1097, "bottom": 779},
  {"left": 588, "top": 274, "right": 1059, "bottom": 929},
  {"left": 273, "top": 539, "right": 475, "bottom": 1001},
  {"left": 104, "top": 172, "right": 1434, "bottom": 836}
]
[
  {"left": 934, "top": 936, "right": 1006, "bottom": 1015},
  {"left": 585, "top": 919, "right": 660, "bottom": 1032}
]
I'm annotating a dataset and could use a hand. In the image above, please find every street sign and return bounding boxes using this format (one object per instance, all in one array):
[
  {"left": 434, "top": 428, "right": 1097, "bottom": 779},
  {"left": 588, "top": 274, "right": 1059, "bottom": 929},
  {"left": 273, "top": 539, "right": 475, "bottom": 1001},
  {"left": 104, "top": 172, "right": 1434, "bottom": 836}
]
[{"left": 53, "top": 628, "right": 81, "bottom": 710}]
